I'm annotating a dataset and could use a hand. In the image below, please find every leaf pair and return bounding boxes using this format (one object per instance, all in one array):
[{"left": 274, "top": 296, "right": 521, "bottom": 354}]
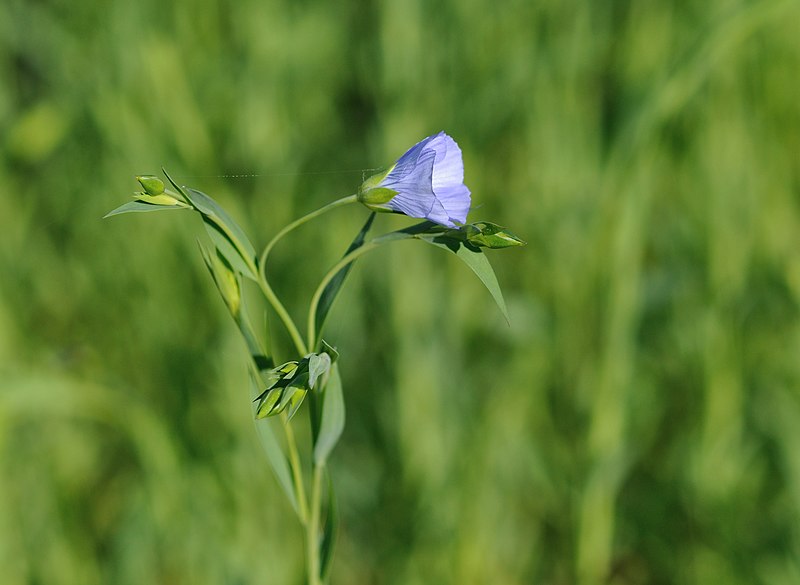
[{"left": 105, "top": 170, "right": 260, "bottom": 281}]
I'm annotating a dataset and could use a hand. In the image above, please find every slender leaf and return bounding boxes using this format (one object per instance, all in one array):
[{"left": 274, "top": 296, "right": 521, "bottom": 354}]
[
  {"left": 184, "top": 187, "right": 258, "bottom": 280},
  {"left": 320, "top": 340, "right": 339, "bottom": 364},
  {"left": 313, "top": 363, "right": 345, "bottom": 464},
  {"left": 319, "top": 473, "right": 339, "bottom": 582},
  {"left": 103, "top": 200, "right": 186, "bottom": 218},
  {"left": 161, "top": 167, "right": 192, "bottom": 203},
  {"left": 199, "top": 243, "right": 272, "bottom": 370},
  {"left": 419, "top": 235, "right": 509, "bottom": 323},
  {"left": 250, "top": 376, "right": 300, "bottom": 516},
  {"left": 371, "top": 222, "right": 509, "bottom": 321},
  {"left": 162, "top": 169, "right": 258, "bottom": 279},
  {"left": 203, "top": 218, "right": 257, "bottom": 279},
  {"left": 313, "top": 213, "right": 375, "bottom": 345}
]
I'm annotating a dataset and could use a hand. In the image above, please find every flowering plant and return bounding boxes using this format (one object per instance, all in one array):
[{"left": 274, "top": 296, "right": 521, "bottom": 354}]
[{"left": 106, "top": 132, "right": 523, "bottom": 584}]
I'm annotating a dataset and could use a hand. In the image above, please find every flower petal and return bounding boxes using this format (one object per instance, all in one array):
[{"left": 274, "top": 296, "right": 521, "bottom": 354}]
[
  {"left": 361, "top": 131, "right": 471, "bottom": 227},
  {"left": 433, "top": 183, "right": 471, "bottom": 226},
  {"left": 429, "top": 132, "right": 465, "bottom": 189}
]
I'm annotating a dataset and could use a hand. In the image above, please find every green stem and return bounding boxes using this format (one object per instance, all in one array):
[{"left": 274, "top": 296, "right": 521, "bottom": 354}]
[
  {"left": 258, "top": 195, "right": 358, "bottom": 356},
  {"left": 307, "top": 231, "right": 414, "bottom": 350},
  {"left": 283, "top": 417, "right": 309, "bottom": 524},
  {"left": 306, "top": 241, "right": 379, "bottom": 351},
  {"left": 307, "top": 461, "right": 326, "bottom": 585},
  {"left": 257, "top": 278, "right": 307, "bottom": 356}
]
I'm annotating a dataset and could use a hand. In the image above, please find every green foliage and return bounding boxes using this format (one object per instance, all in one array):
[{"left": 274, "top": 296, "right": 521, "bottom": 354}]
[
  {"left": 178, "top": 182, "right": 259, "bottom": 281},
  {"left": 254, "top": 352, "right": 333, "bottom": 422},
  {"left": 313, "top": 213, "right": 376, "bottom": 347},
  {"left": 251, "top": 375, "right": 301, "bottom": 516},
  {"left": 3, "top": 0, "right": 800, "bottom": 584},
  {"left": 461, "top": 221, "right": 526, "bottom": 249},
  {"left": 313, "top": 364, "right": 345, "bottom": 465},
  {"left": 103, "top": 199, "right": 187, "bottom": 217},
  {"left": 418, "top": 234, "right": 509, "bottom": 323}
]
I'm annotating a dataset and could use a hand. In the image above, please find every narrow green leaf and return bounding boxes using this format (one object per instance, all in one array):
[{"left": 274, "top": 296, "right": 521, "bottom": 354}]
[
  {"left": 161, "top": 167, "right": 192, "bottom": 204},
  {"left": 320, "top": 340, "right": 339, "bottom": 364},
  {"left": 419, "top": 235, "right": 509, "bottom": 323},
  {"left": 319, "top": 473, "right": 339, "bottom": 582},
  {"left": 314, "top": 213, "right": 375, "bottom": 346},
  {"left": 202, "top": 218, "right": 257, "bottom": 280},
  {"left": 370, "top": 221, "right": 509, "bottom": 321},
  {"left": 184, "top": 187, "right": 258, "bottom": 280},
  {"left": 199, "top": 243, "right": 272, "bottom": 371},
  {"left": 103, "top": 200, "right": 186, "bottom": 218},
  {"left": 313, "top": 363, "right": 345, "bottom": 464},
  {"left": 162, "top": 169, "right": 258, "bottom": 279},
  {"left": 250, "top": 376, "right": 299, "bottom": 516}
]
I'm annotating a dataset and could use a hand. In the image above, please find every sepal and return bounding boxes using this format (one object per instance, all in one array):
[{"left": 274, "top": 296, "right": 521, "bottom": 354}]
[
  {"left": 357, "top": 167, "right": 398, "bottom": 212},
  {"left": 254, "top": 352, "right": 333, "bottom": 419}
]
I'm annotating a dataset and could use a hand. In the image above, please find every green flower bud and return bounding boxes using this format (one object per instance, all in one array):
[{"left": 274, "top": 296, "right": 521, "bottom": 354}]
[
  {"left": 211, "top": 252, "right": 241, "bottom": 316},
  {"left": 137, "top": 175, "right": 165, "bottom": 195},
  {"left": 255, "top": 386, "right": 284, "bottom": 418},
  {"left": 133, "top": 192, "right": 182, "bottom": 206},
  {"left": 463, "top": 222, "right": 526, "bottom": 249}
]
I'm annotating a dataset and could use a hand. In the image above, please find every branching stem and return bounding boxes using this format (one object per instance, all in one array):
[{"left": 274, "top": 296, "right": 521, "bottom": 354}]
[{"left": 257, "top": 195, "right": 358, "bottom": 356}]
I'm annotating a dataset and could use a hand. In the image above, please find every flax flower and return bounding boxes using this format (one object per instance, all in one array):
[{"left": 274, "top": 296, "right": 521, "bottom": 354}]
[{"left": 358, "top": 132, "right": 471, "bottom": 228}]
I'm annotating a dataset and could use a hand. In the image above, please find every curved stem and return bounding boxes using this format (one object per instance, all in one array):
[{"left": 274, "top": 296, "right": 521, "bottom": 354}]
[
  {"left": 257, "top": 195, "right": 358, "bottom": 356},
  {"left": 259, "top": 195, "right": 359, "bottom": 270},
  {"left": 257, "top": 279, "right": 308, "bottom": 356},
  {"left": 306, "top": 241, "right": 378, "bottom": 351},
  {"left": 307, "top": 231, "right": 416, "bottom": 350}
]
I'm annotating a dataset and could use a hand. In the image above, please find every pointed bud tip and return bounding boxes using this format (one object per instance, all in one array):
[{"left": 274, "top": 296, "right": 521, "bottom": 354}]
[{"left": 465, "top": 222, "right": 526, "bottom": 248}]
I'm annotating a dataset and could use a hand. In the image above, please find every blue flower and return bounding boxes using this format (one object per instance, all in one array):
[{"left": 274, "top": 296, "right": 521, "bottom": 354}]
[{"left": 358, "top": 132, "right": 471, "bottom": 228}]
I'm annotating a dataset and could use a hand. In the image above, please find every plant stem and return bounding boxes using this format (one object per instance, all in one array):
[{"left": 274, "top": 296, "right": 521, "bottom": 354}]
[
  {"left": 307, "top": 461, "right": 326, "bottom": 585},
  {"left": 257, "top": 278, "right": 308, "bottom": 356},
  {"left": 306, "top": 241, "right": 379, "bottom": 351},
  {"left": 307, "top": 230, "right": 416, "bottom": 350},
  {"left": 283, "top": 417, "right": 309, "bottom": 524},
  {"left": 258, "top": 195, "right": 358, "bottom": 357}
]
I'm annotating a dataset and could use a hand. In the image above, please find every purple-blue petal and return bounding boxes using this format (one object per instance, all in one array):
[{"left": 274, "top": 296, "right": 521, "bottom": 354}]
[{"left": 378, "top": 131, "right": 471, "bottom": 228}]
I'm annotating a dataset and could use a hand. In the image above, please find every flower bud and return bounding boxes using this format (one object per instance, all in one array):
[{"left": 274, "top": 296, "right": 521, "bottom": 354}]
[
  {"left": 463, "top": 222, "right": 525, "bottom": 248},
  {"left": 137, "top": 175, "right": 165, "bottom": 195},
  {"left": 133, "top": 192, "right": 182, "bottom": 206}
]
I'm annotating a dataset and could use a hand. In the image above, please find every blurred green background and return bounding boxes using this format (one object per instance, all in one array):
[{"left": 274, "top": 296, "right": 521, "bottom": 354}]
[{"left": 2, "top": 0, "right": 800, "bottom": 583}]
